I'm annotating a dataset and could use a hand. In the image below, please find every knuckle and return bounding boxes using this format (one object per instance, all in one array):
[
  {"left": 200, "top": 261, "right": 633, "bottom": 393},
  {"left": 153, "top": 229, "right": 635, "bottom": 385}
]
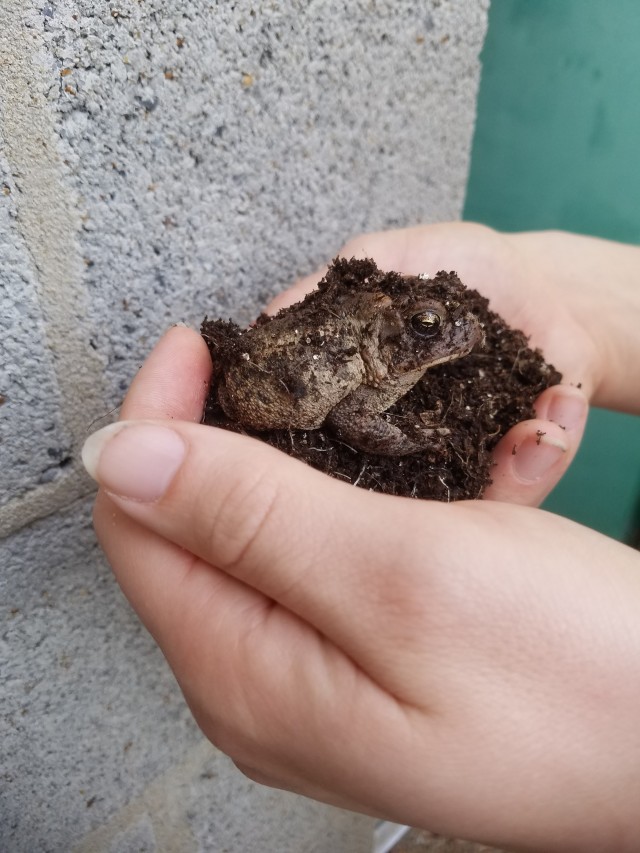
[{"left": 196, "top": 467, "right": 282, "bottom": 577}]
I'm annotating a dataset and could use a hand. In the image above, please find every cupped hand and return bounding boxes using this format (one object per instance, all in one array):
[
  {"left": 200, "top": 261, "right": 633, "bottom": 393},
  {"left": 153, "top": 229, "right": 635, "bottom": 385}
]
[
  {"left": 87, "top": 327, "right": 640, "bottom": 852},
  {"left": 267, "top": 223, "right": 597, "bottom": 398},
  {"left": 271, "top": 222, "right": 595, "bottom": 505}
]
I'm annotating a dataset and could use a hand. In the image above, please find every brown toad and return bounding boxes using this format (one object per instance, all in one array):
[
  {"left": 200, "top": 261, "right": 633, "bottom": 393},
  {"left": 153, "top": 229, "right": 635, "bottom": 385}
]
[{"left": 204, "top": 258, "right": 483, "bottom": 456}]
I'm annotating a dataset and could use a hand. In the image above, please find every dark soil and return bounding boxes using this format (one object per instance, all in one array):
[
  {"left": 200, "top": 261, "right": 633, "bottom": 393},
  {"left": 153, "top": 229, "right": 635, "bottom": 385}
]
[{"left": 201, "top": 259, "right": 561, "bottom": 501}]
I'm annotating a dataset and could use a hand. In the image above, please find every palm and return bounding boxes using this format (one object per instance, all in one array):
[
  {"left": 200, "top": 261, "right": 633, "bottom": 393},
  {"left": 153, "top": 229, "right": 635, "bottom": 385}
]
[{"left": 334, "top": 223, "right": 601, "bottom": 400}]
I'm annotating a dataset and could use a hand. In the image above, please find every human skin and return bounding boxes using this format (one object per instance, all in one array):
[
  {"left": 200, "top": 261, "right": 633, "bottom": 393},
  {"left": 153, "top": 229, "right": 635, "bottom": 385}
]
[{"left": 85, "top": 224, "right": 640, "bottom": 851}]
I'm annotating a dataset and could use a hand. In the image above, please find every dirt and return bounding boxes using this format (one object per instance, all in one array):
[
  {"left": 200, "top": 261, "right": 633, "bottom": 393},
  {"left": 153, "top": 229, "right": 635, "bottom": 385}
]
[{"left": 201, "top": 261, "right": 562, "bottom": 501}]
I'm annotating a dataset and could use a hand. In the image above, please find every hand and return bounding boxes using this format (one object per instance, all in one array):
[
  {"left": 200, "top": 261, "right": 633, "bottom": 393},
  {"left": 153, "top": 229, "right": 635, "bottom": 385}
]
[
  {"left": 270, "top": 222, "right": 640, "bottom": 413},
  {"left": 272, "top": 222, "right": 600, "bottom": 505},
  {"left": 86, "top": 327, "right": 640, "bottom": 852}
]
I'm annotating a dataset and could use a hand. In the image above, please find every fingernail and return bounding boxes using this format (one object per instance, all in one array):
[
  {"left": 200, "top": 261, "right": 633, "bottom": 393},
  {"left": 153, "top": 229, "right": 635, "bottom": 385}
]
[
  {"left": 546, "top": 387, "right": 588, "bottom": 432},
  {"left": 513, "top": 433, "right": 567, "bottom": 483},
  {"left": 82, "top": 421, "right": 187, "bottom": 502}
]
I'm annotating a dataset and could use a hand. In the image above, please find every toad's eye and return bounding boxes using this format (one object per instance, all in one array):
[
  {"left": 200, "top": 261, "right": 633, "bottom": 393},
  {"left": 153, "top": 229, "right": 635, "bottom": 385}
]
[{"left": 411, "top": 310, "right": 441, "bottom": 337}]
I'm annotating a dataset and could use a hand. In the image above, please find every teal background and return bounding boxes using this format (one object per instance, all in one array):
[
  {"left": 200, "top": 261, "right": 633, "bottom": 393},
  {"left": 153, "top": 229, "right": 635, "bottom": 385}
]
[{"left": 464, "top": 0, "right": 640, "bottom": 543}]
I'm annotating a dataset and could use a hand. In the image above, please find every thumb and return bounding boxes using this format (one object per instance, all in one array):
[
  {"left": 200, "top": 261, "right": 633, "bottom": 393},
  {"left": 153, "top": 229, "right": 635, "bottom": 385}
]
[
  {"left": 485, "top": 385, "right": 589, "bottom": 505},
  {"left": 82, "top": 419, "right": 410, "bottom": 646}
]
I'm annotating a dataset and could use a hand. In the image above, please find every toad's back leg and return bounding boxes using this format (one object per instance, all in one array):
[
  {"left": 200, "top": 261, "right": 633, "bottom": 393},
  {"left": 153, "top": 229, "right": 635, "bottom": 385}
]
[{"left": 326, "top": 386, "right": 448, "bottom": 456}]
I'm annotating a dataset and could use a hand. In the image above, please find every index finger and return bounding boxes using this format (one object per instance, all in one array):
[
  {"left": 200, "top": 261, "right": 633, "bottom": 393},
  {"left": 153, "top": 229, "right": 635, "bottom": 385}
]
[{"left": 120, "top": 324, "right": 212, "bottom": 421}]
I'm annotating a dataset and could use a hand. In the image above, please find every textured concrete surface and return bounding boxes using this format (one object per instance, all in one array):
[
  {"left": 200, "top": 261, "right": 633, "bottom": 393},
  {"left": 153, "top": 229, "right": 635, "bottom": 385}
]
[
  {"left": 0, "top": 157, "right": 74, "bottom": 507},
  {"left": 1, "top": 0, "right": 488, "bottom": 849},
  {"left": 1, "top": 501, "right": 373, "bottom": 852}
]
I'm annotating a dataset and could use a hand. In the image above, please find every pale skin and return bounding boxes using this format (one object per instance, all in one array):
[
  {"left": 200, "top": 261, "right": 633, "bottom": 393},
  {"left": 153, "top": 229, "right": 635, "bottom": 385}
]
[{"left": 85, "top": 224, "right": 640, "bottom": 852}]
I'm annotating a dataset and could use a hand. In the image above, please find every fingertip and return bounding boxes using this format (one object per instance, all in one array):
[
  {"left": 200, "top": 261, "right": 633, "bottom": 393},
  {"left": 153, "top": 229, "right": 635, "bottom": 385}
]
[
  {"left": 163, "top": 323, "right": 213, "bottom": 373},
  {"left": 485, "top": 419, "right": 576, "bottom": 506},
  {"left": 484, "top": 384, "right": 589, "bottom": 506},
  {"left": 510, "top": 428, "right": 569, "bottom": 484},
  {"left": 264, "top": 270, "right": 323, "bottom": 314},
  {"left": 534, "top": 384, "right": 589, "bottom": 433},
  {"left": 121, "top": 325, "right": 213, "bottom": 422}
]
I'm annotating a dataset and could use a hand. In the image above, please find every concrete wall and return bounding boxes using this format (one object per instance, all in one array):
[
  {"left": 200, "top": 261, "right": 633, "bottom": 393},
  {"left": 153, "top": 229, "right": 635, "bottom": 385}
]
[{"left": 0, "top": 1, "right": 488, "bottom": 850}]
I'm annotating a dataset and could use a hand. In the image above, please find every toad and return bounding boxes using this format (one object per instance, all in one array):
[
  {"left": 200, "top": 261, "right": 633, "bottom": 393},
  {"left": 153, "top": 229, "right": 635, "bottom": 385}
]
[{"left": 203, "top": 258, "right": 483, "bottom": 456}]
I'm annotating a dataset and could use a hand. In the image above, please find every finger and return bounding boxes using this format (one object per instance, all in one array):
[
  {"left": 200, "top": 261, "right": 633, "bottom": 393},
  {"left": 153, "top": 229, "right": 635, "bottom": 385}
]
[
  {"left": 336, "top": 224, "right": 482, "bottom": 278},
  {"left": 263, "top": 223, "right": 457, "bottom": 314},
  {"left": 83, "top": 419, "right": 441, "bottom": 654},
  {"left": 95, "top": 324, "right": 212, "bottom": 547},
  {"left": 120, "top": 324, "right": 212, "bottom": 421},
  {"left": 265, "top": 267, "right": 327, "bottom": 314},
  {"left": 485, "top": 385, "right": 588, "bottom": 505},
  {"left": 265, "top": 222, "right": 513, "bottom": 315},
  {"left": 265, "top": 228, "right": 417, "bottom": 313},
  {"left": 533, "top": 383, "right": 589, "bottom": 433},
  {"left": 265, "top": 227, "right": 418, "bottom": 314},
  {"left": 93, "top": 325, "right": 213, "bottom": 626}
]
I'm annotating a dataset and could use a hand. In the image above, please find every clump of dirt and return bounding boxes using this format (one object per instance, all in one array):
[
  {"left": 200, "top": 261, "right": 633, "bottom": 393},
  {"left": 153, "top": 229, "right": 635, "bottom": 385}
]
[{"left": 201, "top": 258, "right": 561, "bottom": 501}]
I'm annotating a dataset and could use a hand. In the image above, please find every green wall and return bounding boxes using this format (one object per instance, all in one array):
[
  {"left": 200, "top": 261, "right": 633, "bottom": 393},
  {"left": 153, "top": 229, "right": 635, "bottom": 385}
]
[{"left": 464, "top": 0, "right": 640, "bottom": 543}]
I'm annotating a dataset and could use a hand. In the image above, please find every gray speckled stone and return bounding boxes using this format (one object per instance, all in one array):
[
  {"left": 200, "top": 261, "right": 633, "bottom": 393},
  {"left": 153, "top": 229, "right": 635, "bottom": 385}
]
[
  {"left": 0, "top": 152, "right": 74, "bottom": 505},
  {"left": 1, "top": 0, "right": 487, "bottom": 536},
  {"left": 0, "top": 0, "right": 487, "bottom": 847},
  {"left": 0, "top": 501, "right": 374, "bottom": 852}
]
